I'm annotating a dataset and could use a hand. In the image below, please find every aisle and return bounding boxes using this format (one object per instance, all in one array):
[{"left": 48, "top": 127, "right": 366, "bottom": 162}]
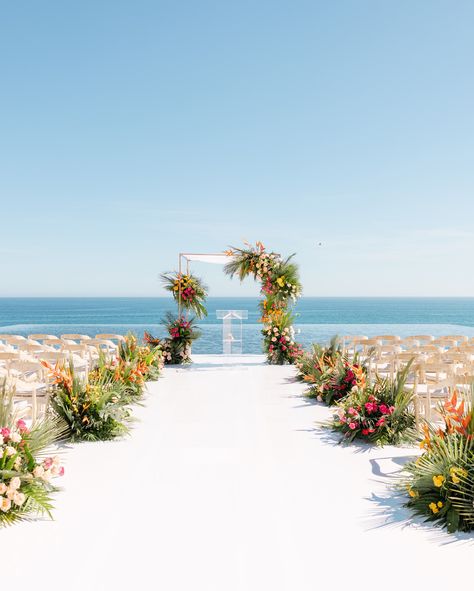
[{"left": 1, "top": 355, "right": 472, "bottom": 590}]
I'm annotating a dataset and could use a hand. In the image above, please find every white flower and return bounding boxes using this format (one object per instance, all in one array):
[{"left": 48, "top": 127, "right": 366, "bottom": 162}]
[
  {"left": 5, "top": 446, "right": 15, "bottom": 457},
  {"left": 273, "top": 328, "right": 278, "bottom": 333},
  {"left": 51, "top": 465, "right": 60, "bottom": 476},
  {"left": 42, "top": 470, "right": 52, "bottom": 482},
  {"left": 0, "top": 435, "right": 3, "bottom": 445},
  {"left": 6, "top": 487, "right": 15, "bottom": 500},
  {"left": 13, "top": 492, "right": 25, "bottom": 506},
  {"left": 33, "top": 466, "right": 44, "bottom": 478},
  {"left": 0, "top": 497, "right": 11, "bottom": 512},
  {"left": 14, "top": 457, "right": 22, "bottom": 470},
  {"left": 9, "top": 477, "right": 21, "bottom": 490},
  {"left": 0, "top": 483, "right": 6, "bottom": 495},
  {"left": 271, "top": 337, "right": 277, "bottom": 342},
  {"left": 53, "top": 456, "right": 61, "bottom": 466},
  {"left": 10, "top": 432, "right": 21, "bottom": 443},
  {"left": 286, "top": 336, "right": 290, "bottom": 342}
]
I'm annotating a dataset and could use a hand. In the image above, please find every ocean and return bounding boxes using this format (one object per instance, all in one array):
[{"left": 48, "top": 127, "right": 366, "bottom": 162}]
[{"left": 1, "top": 297, "right": 473, "bottom": 354}]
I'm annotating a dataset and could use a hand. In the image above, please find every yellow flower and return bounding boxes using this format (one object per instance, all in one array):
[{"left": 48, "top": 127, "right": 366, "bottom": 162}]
[
  {"left": 276, "top": 276, "right": 285, "bottom": 287},
  {"left": 437, "top": 501, "right": 443, "bottom": 508},
  {"left": 450, "top": 467, "right": 468, "bottom": 484},
  {"left": 408, "top": 488, "right": 419, "bottom": 498},
  {"left": 429, "top": 502, "right": 439, "bottom": 514},
  {"left": 433, "top": 475, "right": 445, "bottom": 487}
]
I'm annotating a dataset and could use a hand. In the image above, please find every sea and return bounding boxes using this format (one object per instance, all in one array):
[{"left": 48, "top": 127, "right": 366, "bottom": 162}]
[{"left": 1, "top": 297, "right": 474, "bottom": 354}]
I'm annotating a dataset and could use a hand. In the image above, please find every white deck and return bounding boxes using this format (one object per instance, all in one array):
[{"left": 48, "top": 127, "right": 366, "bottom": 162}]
[{"left": 2, "top": 355, "right": 472, "bottom": 589}]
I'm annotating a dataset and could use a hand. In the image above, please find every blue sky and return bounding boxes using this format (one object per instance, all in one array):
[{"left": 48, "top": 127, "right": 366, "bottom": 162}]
[{"left": 1, "top": 0, "right": 473, "bottom": 297}]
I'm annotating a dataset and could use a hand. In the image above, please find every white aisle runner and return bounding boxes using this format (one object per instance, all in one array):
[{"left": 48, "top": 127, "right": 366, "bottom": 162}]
[{"left": 1, "top": 355, "right": 472, "bottom": 590}]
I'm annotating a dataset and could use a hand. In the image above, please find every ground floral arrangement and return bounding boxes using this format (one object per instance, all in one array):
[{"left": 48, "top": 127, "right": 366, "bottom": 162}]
[
  {"left": 0, "top": 384, "right": 65, "bottom": 526},
  {"left": 403, "top": 390, "right": 474, "bottom": 533}
]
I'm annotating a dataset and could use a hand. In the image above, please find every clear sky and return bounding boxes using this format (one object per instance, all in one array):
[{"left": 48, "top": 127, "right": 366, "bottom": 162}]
[{"left": 1, "top": 0, "right": 473, "bottom": 297}]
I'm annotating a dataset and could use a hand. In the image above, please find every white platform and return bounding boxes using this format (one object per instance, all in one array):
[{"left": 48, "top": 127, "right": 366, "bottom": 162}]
[{"left": 1, "top": 356, "right": 472, "bottom": 589}]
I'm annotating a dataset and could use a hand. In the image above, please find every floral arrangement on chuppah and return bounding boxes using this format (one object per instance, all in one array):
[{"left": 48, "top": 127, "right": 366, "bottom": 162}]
[
  {"left": 0, "top": 383, "right": 65, "bottom": 526},
  {"left": 224, "top": 241, "right": 303, "bottom": 365},
  {"left": 161, "top": 272, "right": 208, "bottom": 319}
]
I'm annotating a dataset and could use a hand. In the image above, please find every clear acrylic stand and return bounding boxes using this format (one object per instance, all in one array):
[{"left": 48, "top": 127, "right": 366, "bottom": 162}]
[{"left": 216, "top": 310, "right": 248, "bottom": 354}]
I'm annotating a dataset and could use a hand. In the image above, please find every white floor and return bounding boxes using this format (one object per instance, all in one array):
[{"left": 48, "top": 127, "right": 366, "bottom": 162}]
[{"left": 2, "top": 355, "right": 473, "bottom": 590}]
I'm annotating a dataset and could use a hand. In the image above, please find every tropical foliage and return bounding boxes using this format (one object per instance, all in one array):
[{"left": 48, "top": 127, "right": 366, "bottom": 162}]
[
  {"left": 161, "top": 271, "right": 208, "bottom": 318},
  {"left": 329, "top": 363, "right": 417, "bottom": 445},
  {"left": 0, "top": 381, "right": 65, "bottom": 526},
  {"left": 145, "top": 313, "right": 201, "bottom": 364},
  {"left": 403, "top": 387, "right": 474, "bottom": 533},
  {"left": 295, "top": 338, "right": 366, "bottom": 405},
  {"left": 44, "top": 362, "right": 132, "bottom": 442}
]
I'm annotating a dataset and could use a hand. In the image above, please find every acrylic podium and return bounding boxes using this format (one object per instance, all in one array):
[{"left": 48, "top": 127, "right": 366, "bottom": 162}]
[{"left": 216, "top": 310, "right": 248, "bottom": 354}]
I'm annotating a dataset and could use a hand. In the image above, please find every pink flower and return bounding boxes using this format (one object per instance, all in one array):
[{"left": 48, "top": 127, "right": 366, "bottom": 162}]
[
  {"left": 388, "top": 406, "right": 395, "bottom": 415},
  {"left": 59, "top": 467, "right": 65, "bottom": 476},
  {"left": 16, "top": 419, "right": 28, "bottom": 434},
  {"left": 375, "top": 417, "right": 385, "bottom": 427},
  {"left": 43, "top": 457, "right": 53, "bottom": 469},
  {"left": 348, "top": 422, "right": 357, "bottom": 430},
  {"left": 347, "top": 407, "right": 357, "bottom": 416},
  {"left": 0, "top": 427, "right": 10, "bottom": 440},
  {"left": 379, "top": 404, "right": 389, "bottom": 415}
]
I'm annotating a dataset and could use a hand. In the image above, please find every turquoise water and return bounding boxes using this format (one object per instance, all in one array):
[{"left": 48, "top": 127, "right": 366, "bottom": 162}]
[{"left": 0, "top": 297, "right": 473, "bottom": 354}]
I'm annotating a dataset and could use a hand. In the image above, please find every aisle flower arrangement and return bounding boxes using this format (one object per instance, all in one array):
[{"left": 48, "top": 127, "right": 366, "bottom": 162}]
[
  {"left": 329, "top": 364, "right": 417, "bottom": 445},
  {"left": 44, "top": 362, "right": 132, "bottom": 442},
  {"left": 161, "top": 271, "right": 208, "bottom": 318},
  {"left": 0, "top": 382, "right": 65, "bottom": 526},
  {"left": 145, "top": 314, "right": 201, "bottom": 364},
  {"left": 325, "top": 358, "right": 367, "bottom": 405},
  {"left": 295, "top": 337, "right": 343, "bottom": 399},
  {"left": 403, "top": 389, "right": 474, "bottom": 533},
  {"left": 117, "top": 334, "right": 163, "bottom": 382},
  {"left": 224, "top": 241, "right": 303, "bottom": 364}
]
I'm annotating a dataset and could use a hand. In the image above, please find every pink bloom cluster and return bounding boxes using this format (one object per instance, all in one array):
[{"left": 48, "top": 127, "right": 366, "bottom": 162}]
[{"left": 336, "top": 394, "right": 397, "bottom": 439}]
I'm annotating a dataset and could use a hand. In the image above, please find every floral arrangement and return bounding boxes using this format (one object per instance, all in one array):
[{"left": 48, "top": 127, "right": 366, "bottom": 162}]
[
  {"left": 224, "top": 242, "right": 302, "bottom": 303},
  {"left": 117, "top": 334, "right": 163, "bottom": 382},
  {"left": 329, "top": 364, "right": 417, "bottom": 445},
  {"left": 403, "top": 388, "right": 474, "bottom": 533},
  {"left": 295, "top": 337, "right": 343, "bottom": 398},
  {"left": 325, "top": 358, "right": 367, "bottom": 406},
  {"left": 145, "top": 313, "right": 201, "bottom": 365},
  {"left": 161, "top": 271, "right": 208, "bottom": 318},
  {"left": 262, "top": 310, "right": 303, "bottom": 365},
  {"left": 224, "top": 241, "right": 303, "bottom": 364},
  {"left": 43, "top": 362, "right": 132, "bottom": 442},
  {"left": 0, "top": 382, "right": 65, "bottom": 526}
]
